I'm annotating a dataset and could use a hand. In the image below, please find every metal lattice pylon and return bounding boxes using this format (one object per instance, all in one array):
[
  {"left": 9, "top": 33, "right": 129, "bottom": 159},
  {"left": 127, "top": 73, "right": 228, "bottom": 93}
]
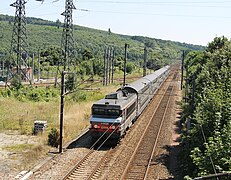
[
  {"left": 60, "top": 0, "right": 76, "bottom": 71},
  {"left": 7, "top": 0, "right": 30, "bottom": 83}
]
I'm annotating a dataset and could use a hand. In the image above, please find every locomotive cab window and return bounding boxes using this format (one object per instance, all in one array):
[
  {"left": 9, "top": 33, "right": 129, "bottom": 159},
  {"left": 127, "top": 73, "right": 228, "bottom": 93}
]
[
  {"left": 92, "top": 108, "right": 121, "bottom": 117},
  {"left": 93, "top": 108, "right": 104, "bottom": 115},
  {"left": 107, "top": 109, "right": 121, "bottom": 116}
]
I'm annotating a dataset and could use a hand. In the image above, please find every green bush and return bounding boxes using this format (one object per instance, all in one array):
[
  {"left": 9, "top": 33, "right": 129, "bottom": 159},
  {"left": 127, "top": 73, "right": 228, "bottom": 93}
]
[
  {"left": 48, "top": 128, "right": 59, "bottom": 148},
  {"left": 70, "top": 91, "right": 87, "bottom": 102},
  {"left": 10, "top": 75, "right": 23, "bottom": 90}
]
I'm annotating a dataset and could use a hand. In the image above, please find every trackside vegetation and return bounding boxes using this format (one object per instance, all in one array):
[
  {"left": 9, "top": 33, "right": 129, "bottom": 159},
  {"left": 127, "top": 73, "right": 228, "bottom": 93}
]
[
  {"left": 180, "top": 37, "right": 231, "bottom": 179},
  {"left": 0, "top": 14, "right": 204, "bottom": 77}
]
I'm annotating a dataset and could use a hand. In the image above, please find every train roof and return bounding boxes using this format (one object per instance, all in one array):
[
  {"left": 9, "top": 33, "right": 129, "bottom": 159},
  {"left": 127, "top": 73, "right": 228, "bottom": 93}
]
[
  {"left": 92, "top": 91, "right": 136, "bottom": 109},
  {"left": 121, "top": 65, "right": 170, "bottom": 94}
]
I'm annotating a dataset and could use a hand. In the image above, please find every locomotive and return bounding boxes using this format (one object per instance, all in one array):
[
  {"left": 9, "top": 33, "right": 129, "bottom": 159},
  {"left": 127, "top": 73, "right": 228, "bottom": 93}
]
[{"left": 90, "top": 65, "right": 170, "bottom": 140}]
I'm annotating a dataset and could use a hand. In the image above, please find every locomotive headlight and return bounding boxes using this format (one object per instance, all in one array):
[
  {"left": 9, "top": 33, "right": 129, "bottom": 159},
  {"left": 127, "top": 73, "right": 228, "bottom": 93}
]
[
  {"left": 93, "top": 124, "right": 98, "bottom": 128},
  {"left": 111, "top": 125, "right": 116, "bottom": 129}
]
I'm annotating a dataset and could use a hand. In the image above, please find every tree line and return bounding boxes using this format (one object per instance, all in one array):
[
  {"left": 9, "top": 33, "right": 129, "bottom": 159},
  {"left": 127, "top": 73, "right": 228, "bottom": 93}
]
[{"left": 180, "top": 36, "right": 231, "bottom": 179}]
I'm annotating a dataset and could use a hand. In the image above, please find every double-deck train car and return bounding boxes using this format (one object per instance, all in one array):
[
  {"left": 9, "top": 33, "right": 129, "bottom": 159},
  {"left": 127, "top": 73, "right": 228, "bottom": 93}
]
[{"left": 90, "top": 65, "right": 170, "bottom": 140}]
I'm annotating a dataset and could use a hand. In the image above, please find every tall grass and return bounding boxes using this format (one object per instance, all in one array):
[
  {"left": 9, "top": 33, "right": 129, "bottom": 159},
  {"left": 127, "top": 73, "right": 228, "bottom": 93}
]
[
  {"left": 0, "top": 97, "right": 59, "bottom": 134},
  {"left": 0, "top": 68, "right": 144, "bottom": 137}
]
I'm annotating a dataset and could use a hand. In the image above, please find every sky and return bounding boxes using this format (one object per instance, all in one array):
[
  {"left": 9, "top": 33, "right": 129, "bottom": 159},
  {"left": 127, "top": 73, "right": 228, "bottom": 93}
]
[{"left": 1, "top": 0, "right": 231, "bottom": 46}]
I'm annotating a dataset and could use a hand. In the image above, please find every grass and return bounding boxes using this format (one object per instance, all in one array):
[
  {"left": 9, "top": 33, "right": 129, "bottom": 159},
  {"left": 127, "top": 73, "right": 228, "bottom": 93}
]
[
  {"left": 3, "top": 144, "right": 35, "bottom": 152},
  {"left": 0, "top": 97, "right": 60, "bottom": 134},
  {"left": 0, "top": 79, "right": 121, "bottom": 138},
  {"left": 0, "top": 69, "right": 145, "bottom": 171},
  {"left": 3, "top": 143, "right": 50, "bottom": 170}
]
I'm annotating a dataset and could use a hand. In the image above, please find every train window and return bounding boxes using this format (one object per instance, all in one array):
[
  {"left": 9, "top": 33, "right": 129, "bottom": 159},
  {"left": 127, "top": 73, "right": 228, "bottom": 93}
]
[
  {"left": 126, "top": 102, "right": 136, "bottom": 118},
  {"left": 93, "top": 108, "right": 105, "bottom": 115},
  {"left": 107, "top": 109, "right": 121, "bottom": 116},
  {"left": 93, "top": 108, "right": 121, "bottom": 117}
]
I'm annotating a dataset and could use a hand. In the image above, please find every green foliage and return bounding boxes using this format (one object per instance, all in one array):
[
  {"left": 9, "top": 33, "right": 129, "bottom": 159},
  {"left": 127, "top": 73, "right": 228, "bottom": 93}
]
[
  {"left": 0, "top": 85, "right": 59, "bottom": 102},
  {"left": 10, "top": 75, "right": 23, "bottom": 90},
  {"left": 65, "top": 74, "right": 75, "bottom": 91},
  {"left": 126, "top": 62, "right": 135, "bottom": 74},
  {"left": 48, "top": 128, "right": 59, "bottom": 148},
  {"left": 67, "top": 90, "right": 104, "bottom": 103},
  {"left": 0, "top": 14, "right": 204, "bottom": 72},
  {"left": 180, "top": 36, "right": 231, "bottom": 178}
]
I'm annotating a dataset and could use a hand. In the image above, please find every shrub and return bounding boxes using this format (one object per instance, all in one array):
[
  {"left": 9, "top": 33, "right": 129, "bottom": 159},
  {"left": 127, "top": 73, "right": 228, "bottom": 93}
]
[
  {"left": 10, "top": 75, "right": 23, "bottom": 90},
  {"left": 48, "top": 128, "right": 59, "bottom": 148}
]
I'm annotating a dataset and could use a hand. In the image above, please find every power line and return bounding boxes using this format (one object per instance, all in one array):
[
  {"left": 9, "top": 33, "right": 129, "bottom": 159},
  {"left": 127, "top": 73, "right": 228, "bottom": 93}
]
[
  {"left": 77, "top": 1, "right": 231, "bottom": 8},
  {"left": 75, "top": 9, "right": 231, "bottom": 19},
  {"left": 79, "top": 0, "right": 231, "bottom": 4}
]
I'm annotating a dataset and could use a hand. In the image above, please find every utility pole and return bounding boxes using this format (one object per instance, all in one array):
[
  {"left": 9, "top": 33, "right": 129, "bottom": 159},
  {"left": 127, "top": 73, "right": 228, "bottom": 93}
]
[
  {"left": 111, "top": 48, "right": 115, "bottom": 83},
  {"left": 32, "top": 53, "right": 34, "bottom": 83},
  {"left": 181, "top": 50, "right": 185, "bottom": 90},
  {"left": 143, "top": 46, "right": 147, "bottom": 77},
  {"left": 8, "top": 0, "right": 29, "bottom": 83},
  {"left": 37, "top": 50, "right": 40, "bottom": 82},
  {"left": 123, "top": 43, "right": 129, "bottom": 86},
  {"left": 108, "top": 47, "right": 112, "bottom": 84},
  {"left": 59, "top": 71, "right": 66, "bottom": 153},
  {"left": 103, "top": 48, "right": 107, "bottom": 86},
  {"left": 185, "top": 61, "right": 189, "bottom": 103},
  {"left": 106, "top": 47, "right": 109, "bottom": 86}
]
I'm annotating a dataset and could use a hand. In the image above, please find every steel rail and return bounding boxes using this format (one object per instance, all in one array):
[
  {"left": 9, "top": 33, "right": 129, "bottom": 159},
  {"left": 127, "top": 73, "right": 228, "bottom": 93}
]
[
  {"left": 143, "top": 81, "right": 175, "bottom": 179},
  {"left": 86, "top": 149, "right": 112, "bottom": 180},
  {"left": 62, "top": 126, "right": 119, "bottom": 180},
  {"left": 120, "top": 76, "right": 173, "bottom": 180}
]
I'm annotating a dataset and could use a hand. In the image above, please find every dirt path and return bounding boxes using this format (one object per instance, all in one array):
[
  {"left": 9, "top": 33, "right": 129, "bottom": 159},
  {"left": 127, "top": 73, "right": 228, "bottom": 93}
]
[{"left": 0, "top": 132, "right": 39, "bottom": 179}]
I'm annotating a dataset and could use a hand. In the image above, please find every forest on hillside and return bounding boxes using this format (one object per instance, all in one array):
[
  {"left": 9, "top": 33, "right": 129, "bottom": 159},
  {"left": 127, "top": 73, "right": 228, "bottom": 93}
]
[
  {"left": 180, "top": 36, "right": 231, "bottom": 179},
  {"left": 0, "top": 14, "right": 204, "bottom": 79}
]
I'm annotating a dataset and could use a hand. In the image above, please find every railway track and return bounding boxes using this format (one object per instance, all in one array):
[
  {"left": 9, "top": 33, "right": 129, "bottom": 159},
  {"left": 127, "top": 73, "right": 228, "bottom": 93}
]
[
  {"left": 63, "top": 149, "right": 112, "bottom": 180},
  {"left": 120, "top": 72, "right": 176, "bottom": 180},
  {"left": 62, "top": 126, "right": 119, "bottom": 180},
  {"left": 27, "top": 66, "right": 179, "bottom": 180}
]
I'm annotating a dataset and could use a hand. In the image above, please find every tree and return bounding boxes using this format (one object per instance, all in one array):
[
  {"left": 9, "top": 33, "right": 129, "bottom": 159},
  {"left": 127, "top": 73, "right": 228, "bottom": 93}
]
[
  {"left": 55, "top": 19, "right": 61, "bottom": 29},
  {"left": 180, "top": 36, "right": 231, "bottom": 178}
]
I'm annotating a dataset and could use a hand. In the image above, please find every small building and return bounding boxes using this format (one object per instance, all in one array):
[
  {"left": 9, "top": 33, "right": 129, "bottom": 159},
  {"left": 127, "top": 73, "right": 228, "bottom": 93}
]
[
  {"left": 12, "top": 66, "right": 33, "bottom": 82},
  {"left": 34, "top": 120, "right": 47, "bottom": 135}
]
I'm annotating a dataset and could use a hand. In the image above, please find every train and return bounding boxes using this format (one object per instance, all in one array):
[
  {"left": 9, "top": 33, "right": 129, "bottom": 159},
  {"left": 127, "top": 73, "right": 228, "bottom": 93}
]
[{"left": 89, "top": 65, "right": 170, "bottom": 140}]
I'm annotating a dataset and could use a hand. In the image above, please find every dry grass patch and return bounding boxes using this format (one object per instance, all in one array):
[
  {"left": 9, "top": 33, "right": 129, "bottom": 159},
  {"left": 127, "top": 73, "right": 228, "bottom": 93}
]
[
  {"left": 63, "top": 102, "right": 92, "bottom": 144},
  {"left": 3, "top": 142, "right": 50, "bottom": 171},
  {"left": 0, "top": 97, "right": 59, "bottom": 134}
]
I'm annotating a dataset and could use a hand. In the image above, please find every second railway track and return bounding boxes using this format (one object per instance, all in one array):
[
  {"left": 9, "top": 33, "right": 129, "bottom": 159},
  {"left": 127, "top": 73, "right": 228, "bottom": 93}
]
[
  {"left": 27, "top": 65, "right": 180, "bottom": 180},
  {"left": 120, "top": 78, "right": 175, "bottom": 180}
]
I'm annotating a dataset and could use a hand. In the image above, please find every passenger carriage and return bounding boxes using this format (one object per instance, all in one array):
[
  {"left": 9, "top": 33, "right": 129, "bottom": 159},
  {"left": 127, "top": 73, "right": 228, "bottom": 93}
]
[{"left": 90, "top": 65, "right": 170, "bottom": 140}]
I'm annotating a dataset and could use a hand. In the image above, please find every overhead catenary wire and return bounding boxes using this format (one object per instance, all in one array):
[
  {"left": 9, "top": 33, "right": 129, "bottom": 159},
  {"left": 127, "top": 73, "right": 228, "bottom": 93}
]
[
  {"left": 74, "top": 9, "right": 231, "bottom": 19},
  {"left": 79, "top": 0, "right": 231, "bottom": 4},
  {"left": 77, "top": 1, "right": 231, "bottom": 8}
]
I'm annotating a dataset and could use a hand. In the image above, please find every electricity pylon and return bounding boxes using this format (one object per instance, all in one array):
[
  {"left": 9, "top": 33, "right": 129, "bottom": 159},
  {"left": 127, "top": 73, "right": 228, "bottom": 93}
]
[
  {"left": 55, "top": 0, "right": 77, "bottom": 87},
  {"left": 60, "top": 0, "right": 76, "bottom": 71},
  {"left": 7, "top": 0, "right": 30, "bottom": 84}
]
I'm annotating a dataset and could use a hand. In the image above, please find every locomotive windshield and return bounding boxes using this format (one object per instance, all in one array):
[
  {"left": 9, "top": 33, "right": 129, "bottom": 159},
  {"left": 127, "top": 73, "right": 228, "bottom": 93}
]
[{"left": 92, "top": 108, "right": 121, "bottom": 117}]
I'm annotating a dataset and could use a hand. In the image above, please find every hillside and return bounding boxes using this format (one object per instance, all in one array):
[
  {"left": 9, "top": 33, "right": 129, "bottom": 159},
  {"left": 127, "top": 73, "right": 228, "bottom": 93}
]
[{"left": 0, "top": 14, "right": 204, "bottom": 64}]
